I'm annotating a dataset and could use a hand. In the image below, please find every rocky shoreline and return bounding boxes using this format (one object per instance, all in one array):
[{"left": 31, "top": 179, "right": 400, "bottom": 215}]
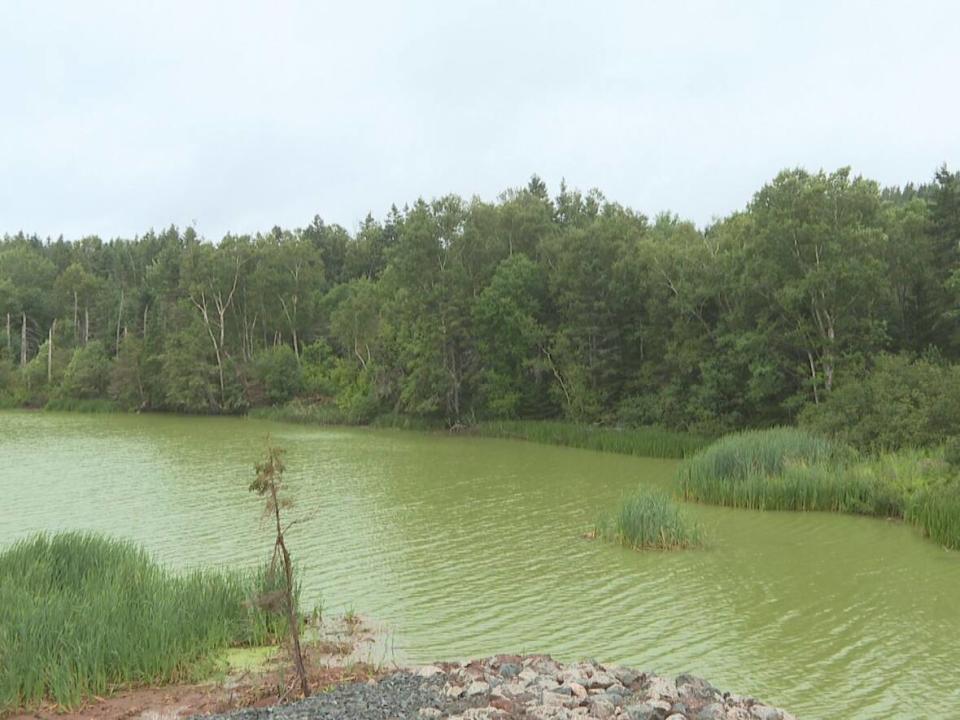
[{"left": 199, "top": 655, "right": 795, "bottom": 720}]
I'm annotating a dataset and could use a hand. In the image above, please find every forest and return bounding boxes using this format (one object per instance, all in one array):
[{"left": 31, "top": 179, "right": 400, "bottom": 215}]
[{"left": 2, "top": 165, "right": 959, "bottom": 449}]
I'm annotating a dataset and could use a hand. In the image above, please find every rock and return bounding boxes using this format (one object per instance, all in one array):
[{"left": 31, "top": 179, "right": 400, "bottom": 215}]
[
  {"left": 499, "top": 662, "right": 521, "bottom": 679},
  {"left": 589, "top": 697, "right": 617, "bottom": 719},
  {"left": 519, "top": 668, "right": 539, "bottom": 684},
  {"left": 646, "top": 676, "right": 679, "bottom": 703},
  {"left": 587, "top": 670, "right": 617, "bottom": 689},
  {"left": 696, "top": 703, "right": 726, "bottom": 719},
  {"left": 651, "top": 700, "right": 674, "bottom": 713},
  {"left": 749, "top": 705, "right": 782, "bottom": 720},
  {"left": 196, "top": 655, "right": 795, "bottom": 720},
  {"left": 610, "top": 666, "right": 642, "bottom": 687},
  {"left": 625, "top": 702, "right": 667, "bottom": 720},
  {"left": 676, "top": 674, "right": 721, "bottom": 706},
  {"left": 466, "top": 680, "right": 491, "bottom": 698}
]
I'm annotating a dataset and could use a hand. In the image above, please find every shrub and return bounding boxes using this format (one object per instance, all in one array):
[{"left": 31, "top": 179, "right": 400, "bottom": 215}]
[
  {"left": 58, "top": 341, "right": 111, "bottom": 400},
  {"left": 251, "top": 345, "right": 302, "bottom": 405},
  {"left": 800, "top": 353, "right": 960, "bottom": 450}
]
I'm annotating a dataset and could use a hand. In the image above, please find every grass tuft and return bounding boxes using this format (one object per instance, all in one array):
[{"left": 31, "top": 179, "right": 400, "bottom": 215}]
[
  {"left": 595, "top": 487, "right": 703, "bottom": 550},
  {"left": 0, "top": 532, "right": 288, "bottom": 712}
]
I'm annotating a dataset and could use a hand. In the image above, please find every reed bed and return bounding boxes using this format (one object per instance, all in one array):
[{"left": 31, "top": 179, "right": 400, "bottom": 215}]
[
  {"left": 906, "top": 483, "right": 960, "bottom": 550},
  {"left": 44, "top": 398, "right": 119, "bottom": 413},
  {"left": 678, "top": 428, "right": 960, "bottom": 549},
  {"left": 0, "top": 532, "right": 287, "bottom": 712},
  {"left": 595, "top": 487, "right": 703, "bottom": 550},
  {"left": 248, "top": 399, "right": 351, "bottom": 426},
  {"left": 476, "top": 420, "right": 709, "bottom": 459}
]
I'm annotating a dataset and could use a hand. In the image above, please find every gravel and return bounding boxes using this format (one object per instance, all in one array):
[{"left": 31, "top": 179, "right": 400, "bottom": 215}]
[{"left": 195, "top": 655, "right": 796, "bottom": 720}]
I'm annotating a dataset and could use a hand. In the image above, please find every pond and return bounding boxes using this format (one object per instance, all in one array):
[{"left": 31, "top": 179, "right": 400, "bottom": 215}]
[{"left": 1, "top": 411, "right": 958, "bottom": 717}]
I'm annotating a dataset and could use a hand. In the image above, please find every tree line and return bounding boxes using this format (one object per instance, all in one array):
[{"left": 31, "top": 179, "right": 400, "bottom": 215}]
[{"left": 1, "top": 166, "right": 958, "bottom": 438}]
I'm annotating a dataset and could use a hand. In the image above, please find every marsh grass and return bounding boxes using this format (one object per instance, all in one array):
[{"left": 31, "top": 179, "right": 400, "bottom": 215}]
[
  {"left": 248, "top": 400, "right": 350, "bottom": 426},
  {"left": 679, "top": 427, "right": 960, "bottom": 549},
  {"left": 906, "top": 483, "right": 960, "bottom": 549},
  {"left": 595, "top": 487, "right": 703, "bottom": 550},
  {"left": 0, "top": 533, "right": 288, "bottom": 712},
  {"left": 476, "top": 420, "right": 708, "bottom": 459},
  {"left": 44, "top": 398, "right": 118, "bottom": 413},
  {"left": 247, "top": 402, "right": 446, "bottom": 432}
]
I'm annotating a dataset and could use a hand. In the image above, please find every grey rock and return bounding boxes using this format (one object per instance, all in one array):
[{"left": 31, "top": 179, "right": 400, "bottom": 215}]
[
  {"left": 625, "top": 702, "right": 667, "bottom": 720},
  {"left": 696, "top": 703, "right": 726, "bottom": 720},
  {"left": 499, "top": 662, "right": 521, "bottom": 679},
  {"left": 465, "top": 680, "right": 490, "bottom": 698},
  {"left": 750, "top": 705, "right": 783, "bottom": 720}
]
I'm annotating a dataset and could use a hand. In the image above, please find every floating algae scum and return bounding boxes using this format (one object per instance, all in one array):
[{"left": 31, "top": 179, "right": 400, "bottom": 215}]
[{"left": 2, "top": 410, "right": 960, "bottom": 718}]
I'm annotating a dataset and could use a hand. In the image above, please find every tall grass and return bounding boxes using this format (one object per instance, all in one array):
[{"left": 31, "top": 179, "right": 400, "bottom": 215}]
[
  {"left": 0, "top": 533, "right": 288, "bottom": 712},
  {"left": 248, "top": 399, "right": 351, "bottom": 426},
  {"left": 44, "top": 398, "right": 119, "bottom": 413},
  {"left": 476, "top": 420, "right": 709, "bottom": 459},
  {"left": 248, "top": 401, "right": 447, "bottom": 432},
  {"left": 595, "top": 487, "right": 703, "bottom": 550},
  {"left": 678, "top": 427, "right": 960, "bottom": 549},
  {"left": 907, "top": 483, "right": 960, "bottom": 550}
]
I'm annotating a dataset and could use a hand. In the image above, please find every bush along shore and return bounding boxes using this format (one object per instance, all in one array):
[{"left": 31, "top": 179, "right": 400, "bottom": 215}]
[{"left": 202, "top": 654, "right": 795, "bottom": 720}]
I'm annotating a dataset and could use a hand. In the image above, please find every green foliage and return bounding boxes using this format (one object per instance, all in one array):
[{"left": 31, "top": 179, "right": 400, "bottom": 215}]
[
  {"left": 0, "top": 349, "right": 17, "bottom": 404},
  {"left": 800, "top": 354, "right": 960, "bottom": 450},
  {"left": 944, "top": 437, "right": 960, "bottom": 469},
  {"left": 160, "top": 313, "right": 218, "bottom": 414},
  {"left": 595, "top": 487, "right": 702, "bottom": 550},
  {"left": 59, "top": 341, "right": 111, "bottom": 400},
  {"left": 476, "top": 420, "right": 709, "bottom": 459},
  {"left": 251, "top": 345, "right": 302, "bottom": 405},
  {"left": 109, "top": 336, "right": 148, "bottom": 410},
  {"left": 300, "top": 339, "right": 337, "bottom": 397},
  {"left": 1, "top": 166, "right": 960, "bottom": 446},
  {"left": 0, "top": 533, "right": 288, "bottom": 712}
]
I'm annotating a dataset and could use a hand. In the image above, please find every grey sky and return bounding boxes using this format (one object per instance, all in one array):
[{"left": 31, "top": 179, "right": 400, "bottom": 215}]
[{"left": 1, "top": 1, "right": 958, "bottom": 240}]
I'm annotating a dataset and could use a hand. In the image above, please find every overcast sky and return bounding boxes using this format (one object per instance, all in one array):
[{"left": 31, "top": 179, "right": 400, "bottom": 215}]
[{"left": 1, "top": 1, "right": 958, "bottom": 241}]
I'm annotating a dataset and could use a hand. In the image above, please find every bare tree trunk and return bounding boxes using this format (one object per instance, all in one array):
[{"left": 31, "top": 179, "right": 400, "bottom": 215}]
[
  {"left": 271, "top": 485, "right": 310, "bottom": 699},
  {"left": 84, "top": 307, "right": 89, "bottom": 344},
  {"left": 21, "top": 312, "right": 27, "bottom": 366},
  {"left": 5, "top": 313, "right": 10, "bottom": 353},
  {"left": 143, "top": 304, "right": 149, "bottom": 341},
  {"left": 73, "top": 290, "right": 79, "bottom": 344},
  {"left": 807, "top": 351, "right": 820, "bottom": 405},
  {"left": 116, "top": 287, "right": 124, "bottom": 355},
  {"left": 47, "top": 320, "right": 56, "bottom": 384}
]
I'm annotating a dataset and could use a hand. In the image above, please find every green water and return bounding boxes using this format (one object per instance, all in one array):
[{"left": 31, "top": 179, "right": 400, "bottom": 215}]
[{"left": 1, "top": 411, "right": 958, "bottom": 718}]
